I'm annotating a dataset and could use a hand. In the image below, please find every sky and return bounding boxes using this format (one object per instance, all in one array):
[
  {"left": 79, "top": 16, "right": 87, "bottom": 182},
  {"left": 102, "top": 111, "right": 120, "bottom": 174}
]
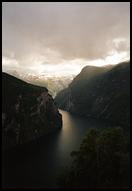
[{"left": 2, "top": 2, "right": 130, "bottom": 77}]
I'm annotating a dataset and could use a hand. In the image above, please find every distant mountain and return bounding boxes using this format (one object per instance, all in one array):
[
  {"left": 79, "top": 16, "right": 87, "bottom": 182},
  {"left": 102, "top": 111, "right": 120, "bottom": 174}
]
[
  {"left": 4, "top": 69, "right": 74, "bottom": 98},
  {"left": 2, "top": 72, "right": 62, "bottom": 149},
  {"left": 55, "top": 61, "right": 130, "bottom": 128}
]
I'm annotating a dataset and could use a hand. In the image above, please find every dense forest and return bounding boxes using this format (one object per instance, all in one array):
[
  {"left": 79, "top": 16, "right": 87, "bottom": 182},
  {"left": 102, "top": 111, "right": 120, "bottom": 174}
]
[{"left": 58, "top": 127, "right": 129, "bottom": 189}]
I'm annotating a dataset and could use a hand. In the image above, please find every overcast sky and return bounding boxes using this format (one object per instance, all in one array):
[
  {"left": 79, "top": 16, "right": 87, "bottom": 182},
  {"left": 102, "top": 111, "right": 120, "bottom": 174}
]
[{"left": 2, "top": 2, "right": 130, "bottom": 76}]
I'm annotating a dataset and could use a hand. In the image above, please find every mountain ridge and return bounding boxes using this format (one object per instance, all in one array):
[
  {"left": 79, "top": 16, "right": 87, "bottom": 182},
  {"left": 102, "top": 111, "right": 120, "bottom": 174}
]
[
  {"left": 55, "top": 61, "right": 130, "bottom": 128},
  {"left": 2, "top": 72, "right": 62, "bottom": 149}
]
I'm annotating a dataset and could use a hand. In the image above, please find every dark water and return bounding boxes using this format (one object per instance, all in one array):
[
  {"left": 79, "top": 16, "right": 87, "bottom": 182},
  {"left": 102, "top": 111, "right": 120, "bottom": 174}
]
[{"left": 2, "top": 110, "right": 110, "bottom": 188}]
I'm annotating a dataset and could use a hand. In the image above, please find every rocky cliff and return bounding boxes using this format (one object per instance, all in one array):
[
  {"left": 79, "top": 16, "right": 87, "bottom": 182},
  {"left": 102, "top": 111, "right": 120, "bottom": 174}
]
[
  {"left": 55, "top": 61, "right": 130, "bottom": 128},
  {"left": 2, "top": 73, "right": 62, "bottom": 149}
]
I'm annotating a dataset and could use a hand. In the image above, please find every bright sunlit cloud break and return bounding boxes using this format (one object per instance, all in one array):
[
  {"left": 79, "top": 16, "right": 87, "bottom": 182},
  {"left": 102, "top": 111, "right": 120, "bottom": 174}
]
[{"left": 2, "top": 2, "right": 130, "bottom": 77}]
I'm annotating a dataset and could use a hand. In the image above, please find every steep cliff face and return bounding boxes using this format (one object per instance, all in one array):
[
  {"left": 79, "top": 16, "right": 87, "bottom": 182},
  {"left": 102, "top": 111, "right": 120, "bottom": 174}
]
[
  {"left": 55, "top": 65, "right": 110, "bottom": 112},
  {"left": 55, "top": 61, "right": 130, "bottom": 128},
  {"left": 2, "top": 73, "right": 62, "bottom": 149}
]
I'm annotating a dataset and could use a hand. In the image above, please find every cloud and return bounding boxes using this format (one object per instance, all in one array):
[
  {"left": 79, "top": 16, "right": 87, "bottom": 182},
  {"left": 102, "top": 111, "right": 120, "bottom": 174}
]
[{"left": 2, "top": 2, "right": 130, "bottom": 70}]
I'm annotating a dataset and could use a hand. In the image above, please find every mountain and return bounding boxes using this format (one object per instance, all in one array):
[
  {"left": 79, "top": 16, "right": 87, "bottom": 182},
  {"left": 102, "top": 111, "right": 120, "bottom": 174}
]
[
  {"left": 3, "top": 69, "right": 74, "bottom": 98},
  {"left": 2, "top": 72, "right": 62, "bottom": 149},
  {"left": 55, "top": 61, "right": 130, "bottom": 128}
]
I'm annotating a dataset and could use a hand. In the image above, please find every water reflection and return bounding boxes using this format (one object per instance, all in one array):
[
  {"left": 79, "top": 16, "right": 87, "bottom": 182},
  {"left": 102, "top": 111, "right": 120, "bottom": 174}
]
[{"left": 3, "top": 110, "right": 110, "bottom": 188}]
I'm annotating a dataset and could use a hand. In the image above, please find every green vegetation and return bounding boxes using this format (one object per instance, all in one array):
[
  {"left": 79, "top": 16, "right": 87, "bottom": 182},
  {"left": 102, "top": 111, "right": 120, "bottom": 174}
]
[{"left": 58, "top": 127, "right": 129, "bottom": 189}]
